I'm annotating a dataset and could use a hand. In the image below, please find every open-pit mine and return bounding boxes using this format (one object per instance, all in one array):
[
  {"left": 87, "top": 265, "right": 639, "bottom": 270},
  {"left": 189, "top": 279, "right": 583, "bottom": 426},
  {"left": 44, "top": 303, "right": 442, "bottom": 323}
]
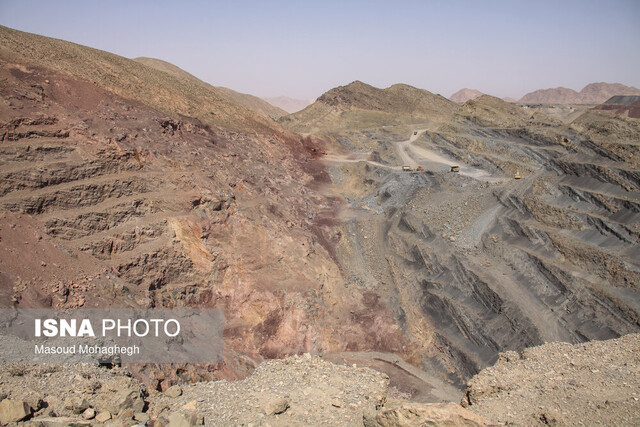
[{"left": 0, "top": 24, "right": 639, "bottom": 426}]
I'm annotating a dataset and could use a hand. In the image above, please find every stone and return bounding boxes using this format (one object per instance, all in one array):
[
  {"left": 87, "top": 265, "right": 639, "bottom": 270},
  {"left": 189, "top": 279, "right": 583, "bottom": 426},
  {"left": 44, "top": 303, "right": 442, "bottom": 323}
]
[
  {"left": 64, "top": 396, "right": 90, "bottom": 414},
  {"left": 82, "top": 407, "right": 96, "bottom": 419},
  {"left": 95, "top": 411, "right": 112, "bottom": 422},
  {"left": 181, "top": 400, "right": 198, "bottom": 411},
  {"left": 42, "top": 395, "right": 64, "bottom": 417},
  {"left": 107, "top": 388, "right": 145, "bottom": 414},
  {"left": 28, "top": 416, "right": 92, "bottom": 426},
  {"left": 366, "top": 402, "right": 491, "bottom": 427},
  {"left": 168, "top": 412, "right": 204, "bottom": 426},
  {"left": 0, "top": 399, "right": 32, "bottom": 423},
  {"left": 153, "top": 417, "right": 169, "bottom": 427},
  {"left": 164, "top": 385, "right": 183, "bottom": 398},
  {"left": 497, "top": 350, "right": 521, "bottom": 365},
  {"left": 134, "top": 412, "right": 150, "bottom": 422},
  {"left": 535, "top": 409, "right": 563, "bottom": 426},
  {"left": 118, "top": 408, "right": 134, "bottom": 419},
  {"left": 263, "top": 397, "right": 289, "bottom": 415}
]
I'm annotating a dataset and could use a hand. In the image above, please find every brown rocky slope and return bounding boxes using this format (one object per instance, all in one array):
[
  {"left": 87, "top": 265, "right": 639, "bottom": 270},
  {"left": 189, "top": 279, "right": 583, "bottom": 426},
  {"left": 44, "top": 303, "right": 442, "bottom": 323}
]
[
  {"left": 0, "top": 25, "right": 280, "bottom": 133},
  {"left": 133, "top": 57, "right": 288, "bottom": 120},
  {"left": 279, "top": 81, "right": 456, "bottom": 133},
  {"left": 0, "top": 25, "right": 406, "bottom": 385}
]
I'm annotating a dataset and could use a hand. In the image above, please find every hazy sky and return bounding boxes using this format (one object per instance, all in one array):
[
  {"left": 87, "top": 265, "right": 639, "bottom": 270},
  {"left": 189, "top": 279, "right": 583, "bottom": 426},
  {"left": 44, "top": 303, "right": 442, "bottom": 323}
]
[{"left": 1, "top": 0, "right": 639, "bottom": 100}]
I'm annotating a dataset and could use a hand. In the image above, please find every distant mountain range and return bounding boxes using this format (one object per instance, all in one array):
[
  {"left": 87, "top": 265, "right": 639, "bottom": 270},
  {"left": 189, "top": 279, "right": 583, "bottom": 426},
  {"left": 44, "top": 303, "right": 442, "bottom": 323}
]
[
  {"left": 520, "top": 82, "right": 640, "bottom": 104},
  {"left": 263, "top": 96, "right": 314, "bottom": 114},
  {"left": 450, "top": 83, "right": 640, "bottom": 105}
]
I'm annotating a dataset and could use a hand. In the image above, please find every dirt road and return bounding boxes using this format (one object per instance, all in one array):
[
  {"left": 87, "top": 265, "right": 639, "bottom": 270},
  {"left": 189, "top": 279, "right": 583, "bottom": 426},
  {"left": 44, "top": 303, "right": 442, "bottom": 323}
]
[{"left": 323, "top": 129, "right": 502, "bottom": 181}]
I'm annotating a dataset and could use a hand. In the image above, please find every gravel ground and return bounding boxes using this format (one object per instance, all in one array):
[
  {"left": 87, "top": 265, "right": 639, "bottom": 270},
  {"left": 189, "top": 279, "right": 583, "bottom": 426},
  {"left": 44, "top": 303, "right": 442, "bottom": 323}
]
[
  {"left": 463, "top": 333, "right": 640, "bottom": 426},
  {"left": 148, "top": 353, "right": 389, "bottom": 426}
]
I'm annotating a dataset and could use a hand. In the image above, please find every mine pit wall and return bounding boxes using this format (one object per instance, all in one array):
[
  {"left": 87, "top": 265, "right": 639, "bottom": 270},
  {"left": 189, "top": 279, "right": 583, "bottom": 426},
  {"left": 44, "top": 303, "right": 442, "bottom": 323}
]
[
  {"left": 0, "top": 61, "right": 414, "bottom": 382},
  {"left": 325, "top": 119, "right": 640, "bottom": 390}
]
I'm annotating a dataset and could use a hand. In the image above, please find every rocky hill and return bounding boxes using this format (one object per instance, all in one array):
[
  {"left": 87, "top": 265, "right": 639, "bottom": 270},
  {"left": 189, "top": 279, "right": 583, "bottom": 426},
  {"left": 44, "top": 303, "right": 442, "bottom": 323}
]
[
  {"left": 0, "top": 25, "right": 406, "bottom": 385},
  {"left": 134, "top": 57, "right": 288, "bottom": 120},
  {"left": 450, "top": 88, "right": 483, "bottom": 103},
  {"left": 279, "top": 81, "right": 456, "bottom": 133},
  {"left": 520, "top": 82, "right": 640, "bottom": 104},
  {"left": 0, "top": 25, "right": 281, "bottom": 133}
]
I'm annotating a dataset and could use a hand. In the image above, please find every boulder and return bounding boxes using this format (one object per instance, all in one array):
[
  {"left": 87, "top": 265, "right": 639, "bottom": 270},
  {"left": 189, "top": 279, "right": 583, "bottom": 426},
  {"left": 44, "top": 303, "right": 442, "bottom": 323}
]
[
  {"left": 134, "top": 411, "right": 150, "bottom": 422},
  {"left": 117, "top": 408, "right": 134, "bottom": 420},
  {"left": 364, "top": 401, "right": 491, "bottom": 427},
  {"left": 153, "top": 417, "right": 169, "bottom": 427},
  {"left": 263, "top": 397, "right": 289, "bottom": 415},
  {"left": 164, "top": 385, "right": 183, "bottom": 398},
  {"left": 64, "top": 396, "right": 90, "bottom": 414},
  {"left": 106, "top": 388, "right": 145, "bottom": 415},
  {"left": 82, "top": 407, "right": 96, "bottom": 419},
  {"left": 181, "top": 400, "right": 197, "bottom": 411},
  {"left": 168, "top": 412, "right": 204, "bottom": 426},
  {"left": 0, "top": 399, "right": 32, "bottom": 423},
  {"left": 95, "top": 411, "right": 112, "bottom": 422},
  {"left": 27, "top": 416, "right": 92, "bottom": 426}
]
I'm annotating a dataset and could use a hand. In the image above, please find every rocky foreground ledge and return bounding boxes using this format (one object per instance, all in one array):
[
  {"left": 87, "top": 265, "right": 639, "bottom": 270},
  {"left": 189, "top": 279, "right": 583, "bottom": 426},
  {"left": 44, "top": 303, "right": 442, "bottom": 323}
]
[
  {"left": 0, "top": 334, "right": 638, "bottom": 426},
  {"left": 462, "top": 333, "right": 640, "bottom": 426}
]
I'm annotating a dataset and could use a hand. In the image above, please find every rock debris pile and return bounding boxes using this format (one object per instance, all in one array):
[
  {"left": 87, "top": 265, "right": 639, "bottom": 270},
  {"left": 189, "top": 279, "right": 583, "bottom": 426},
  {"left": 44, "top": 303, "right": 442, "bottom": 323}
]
[
  {"left": 463, "top": 333, "right": 640, "bottom": 426},
  {"left": 1, "top": 335, "right": 639, "bottom": 425}
]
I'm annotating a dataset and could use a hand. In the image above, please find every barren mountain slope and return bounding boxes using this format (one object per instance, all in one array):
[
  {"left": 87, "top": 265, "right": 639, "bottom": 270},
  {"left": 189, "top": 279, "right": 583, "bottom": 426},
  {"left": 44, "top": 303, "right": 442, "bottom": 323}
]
[
  {"left": 279, "top": 81, "right": 456, "bottom": 133},
  {"left": 579, "top": 82, "right": 640, "bottom": 104},
  {"left": 520, "top": 82, "right": 640, "bottom": 104},
  {"left": 520, "top": 86, "right": 581, "bottom": 104},
  {"left": 0, "top": 27, "right": 412, "bottom": 386},
  {"left": 279, "top": 82, "right": 640, "bottom": 389},
  {"left": 0, "top": 25, "right": 281, "bottom": 133},
  {"left": 134, "top": 57, "right": 288, "bottom": 120},
  {"left": 450, "top": 88, "right": 483, "bottom": 103}
]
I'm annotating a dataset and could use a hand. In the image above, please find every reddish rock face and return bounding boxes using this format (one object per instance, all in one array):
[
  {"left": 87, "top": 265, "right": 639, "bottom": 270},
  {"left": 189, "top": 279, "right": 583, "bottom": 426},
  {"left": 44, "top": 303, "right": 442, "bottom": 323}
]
[{"left": 0, "top": 44, "right": 405, "bottom": 384}]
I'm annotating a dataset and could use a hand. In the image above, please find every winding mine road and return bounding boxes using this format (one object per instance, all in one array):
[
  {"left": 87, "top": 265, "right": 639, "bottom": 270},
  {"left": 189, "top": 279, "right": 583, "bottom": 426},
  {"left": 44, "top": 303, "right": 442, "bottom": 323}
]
[{"left": 323, "top": 129, "right": 502, "bottom": 181}]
